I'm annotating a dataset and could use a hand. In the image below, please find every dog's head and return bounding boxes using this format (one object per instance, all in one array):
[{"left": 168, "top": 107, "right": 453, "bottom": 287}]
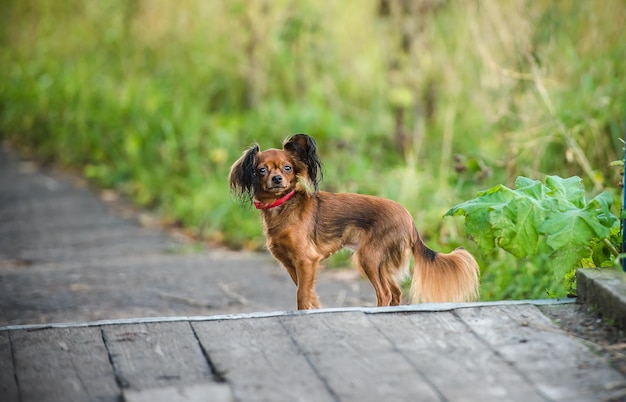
[{"left": 229, "top": 134, "right": 322, "bottom": 204}]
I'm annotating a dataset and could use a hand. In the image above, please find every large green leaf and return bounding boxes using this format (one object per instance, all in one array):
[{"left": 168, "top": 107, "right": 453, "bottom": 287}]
[
  {"left": 445, "top": 175, "right": 619, "bottom": 296},
  {"left": 539, "top": 208, "right": 604, "bottom": 278},
  {"left": 445, "top": 183, "right": 517, "bottom": 216},
  {"left": 490, "top": 195, "right": 548, "bottom": 259},
  {"left": 589, "top": 190, "right": 619, "bottom": 229},
  {"left": 444, "top": 184, "right": 517, "bottom": 254},
  {"left": 540, "top": 196, "right": 613, "bottom": 253},
  {"left": 545, "top": 175, "right": 586, "bottom": 209},
  {"left": 541, "top": 210, "right": 600, "bottom": 250},
  {"left": 513, "top": 176, "right": 546, "bottom": 200}
]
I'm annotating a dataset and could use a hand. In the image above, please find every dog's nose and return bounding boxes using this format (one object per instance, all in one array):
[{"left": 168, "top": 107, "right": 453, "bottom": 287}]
[{"left": 272, "top": 175, "right": 283, "bottom": 185}]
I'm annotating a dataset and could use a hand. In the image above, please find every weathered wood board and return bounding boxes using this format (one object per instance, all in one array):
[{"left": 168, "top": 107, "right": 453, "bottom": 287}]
[
  {"left": 280, "top": 311, "right": 442, "bottom": 401},
  {"left": 456, "top": 305, "right": 626, "bottom": 401},
  {"left": 8, "top": 327, "right": 118, "bottom": 402},
  {"left": 123, "top": 382, "right": 233, "bottom": 402},
  {"left": 192, "top": 317, "right": 333, "bottom": 402},
  {"left": 1, "top": 303, "right": 625, "bottom": 402},
  {"left": 102, "top": 322, "right": 213, "bottom": 390},
  {"left": 368, "top": 311, "right": 545, "bottom": 401},
  {"left": 0, "top": 331, "right": 18, "bottom": 401}
]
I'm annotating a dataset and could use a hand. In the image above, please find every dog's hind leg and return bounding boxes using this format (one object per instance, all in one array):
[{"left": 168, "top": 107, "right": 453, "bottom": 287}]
[
  {"left": 376, "top": 259, "right": 404, "bottom": 306},
  {"left": 387, "top": 248, "right": 411, "bottom": 306},
  {"left": 355, "top": 249, "right": 393, "bottom": 307},
  {"left": 384, "top": 268, "right": 402, "bottom": 306}
]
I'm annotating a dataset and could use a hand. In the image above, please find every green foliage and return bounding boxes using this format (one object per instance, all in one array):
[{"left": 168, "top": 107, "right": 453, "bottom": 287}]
[
  {"left": 0, "top": 0, "right": 624, "bottom": 300},
  {"left": 446, "top": 176, "right": 620, "bottom": 297}
]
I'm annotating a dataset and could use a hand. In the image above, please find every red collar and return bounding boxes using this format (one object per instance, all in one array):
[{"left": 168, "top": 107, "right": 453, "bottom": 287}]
[{"left": 254, "top": 190, "right": 296, "bottom": 210}]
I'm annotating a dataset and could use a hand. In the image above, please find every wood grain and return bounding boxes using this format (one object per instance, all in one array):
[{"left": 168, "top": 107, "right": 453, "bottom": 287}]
[
  {"left": 369, "top": 311, "right": 545, "bottom": 401},
  {"left": 280, "top": 312, "right": 442, "bottom": 401},
  {"left": 123, "top": 383, "right": 233, "bottom": 402},
  {"left": 2, "top": 305, "right": 625, "bottom": 402},
  {"left": 102, "top": 322, "right": 212, "bottom": 391},
  {"left": 10, "top": 327, "right": 118, "bottom": 402},
  {"left": 0, "top": 331, "right": 18, "bottom": 402},
  {"left": 192, "top": 317, "right": 334, "bottom": 402},
  {"left": 457, "top": 305, "right": 626, "bottom": 401}
]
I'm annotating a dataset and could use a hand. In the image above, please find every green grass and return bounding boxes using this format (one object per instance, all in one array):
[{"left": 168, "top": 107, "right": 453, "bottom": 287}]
[{"left": 1, "top": 0, "right": 625, "bottom": 301}]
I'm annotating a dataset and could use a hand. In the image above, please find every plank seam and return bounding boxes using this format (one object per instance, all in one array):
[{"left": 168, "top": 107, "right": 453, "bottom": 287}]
[
  {"left": 188, "top": 322, "right": 229, "bottom": 384},
  {"left": 278, "top": 316, "right": 341, "bottom": 402},
  {"left": 365, "top": 314, "right": 449, "bottom": 402},
  {"left": 100, "top": 327, "right": 129, "bottom": 390},
  {"left": 451, "top": 307, "right": 553, "bottom": 402},
  {"left": 7, "top": 332, "right": 22, "bottom": 402}
]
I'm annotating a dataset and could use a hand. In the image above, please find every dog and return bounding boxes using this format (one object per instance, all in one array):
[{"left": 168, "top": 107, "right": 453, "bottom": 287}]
[{"left": 229, "top": 134, "right": 479, "bottom": 309}]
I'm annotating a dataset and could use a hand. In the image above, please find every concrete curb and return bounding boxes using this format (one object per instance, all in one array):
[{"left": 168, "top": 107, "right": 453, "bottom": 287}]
[{"left": 577, "top": 268, "right": 626, "bottom": 328}]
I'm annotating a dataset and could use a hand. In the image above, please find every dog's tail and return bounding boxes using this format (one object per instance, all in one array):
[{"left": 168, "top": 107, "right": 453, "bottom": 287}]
[{"left": 409, "top": 231, "right": 480, "bottom": 303}]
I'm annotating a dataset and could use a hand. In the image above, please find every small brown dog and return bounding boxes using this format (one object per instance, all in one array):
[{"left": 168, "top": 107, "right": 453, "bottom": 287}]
[{"left": 229, "top": 134, "right": 479, "bottom": 309}]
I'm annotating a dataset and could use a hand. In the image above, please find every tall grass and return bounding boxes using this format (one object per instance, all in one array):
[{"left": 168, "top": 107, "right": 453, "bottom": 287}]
[{"left": 1, "top": 0, "right": 624, "bottom": 300}]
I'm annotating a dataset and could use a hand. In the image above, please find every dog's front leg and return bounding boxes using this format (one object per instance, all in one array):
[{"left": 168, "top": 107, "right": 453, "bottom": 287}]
[
  {"left": 295, "top": 260, "right": 320, "bottom": 310},
  {"left": 269, "top": 246, "right": 298, "bottom": 285},
  {"left": 281, "top": 263, "right": 298, "bottom": 286},
  {"left": 270, "top": 248, "right": 321, "bottom": 310}
]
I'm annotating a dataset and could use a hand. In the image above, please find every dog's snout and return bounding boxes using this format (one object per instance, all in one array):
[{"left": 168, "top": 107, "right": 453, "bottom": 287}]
[{"left": 272, "top": 175, "right": 283, "bottom": 185}]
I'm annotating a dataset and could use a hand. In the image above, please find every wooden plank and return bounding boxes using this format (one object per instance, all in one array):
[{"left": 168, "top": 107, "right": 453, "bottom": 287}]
[
  {"left": 0, "top": 331, "right": 18, "bottom": 402},
  {"left": 123, "top": 383, "right": 233, "bottom": 402},
  {"left": 456, "top": 305, "right": 626, "bottom": 401},
  {"left": 368, "top": 311, "right": 545, "bottom": 402},
  {"left": 10, "top": 327, "right": 119, "bottom": 402},
  {"left": 280, "top": 311, "right": 442, "bottom": 401},
  {"left": 0, "top": 298, "right": 576, "bottom": 332},
  {"left": 192, "top": 317, "right": 334, "bottom": 402},
  {"left": 102, "top": 322, "right": 214, "bottom": 391}
]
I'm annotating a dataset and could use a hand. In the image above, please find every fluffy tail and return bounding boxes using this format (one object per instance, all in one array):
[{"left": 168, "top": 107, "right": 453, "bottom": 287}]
[{"left": 410, "top": 236, "right": 480, "bottom": 303}]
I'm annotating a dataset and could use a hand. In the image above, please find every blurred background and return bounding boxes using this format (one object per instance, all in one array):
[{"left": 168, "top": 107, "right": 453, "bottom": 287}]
[{"left": 1, "top": 0, "right": 624, "bottom": 300}]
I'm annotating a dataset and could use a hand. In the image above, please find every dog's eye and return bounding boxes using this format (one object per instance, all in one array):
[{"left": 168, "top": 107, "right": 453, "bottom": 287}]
[
  {"left": 284, "top": 165, "right": 292, "bottom": 172},
  {"left": 258, "top": 167, "right": 267, "bottom": 176}
]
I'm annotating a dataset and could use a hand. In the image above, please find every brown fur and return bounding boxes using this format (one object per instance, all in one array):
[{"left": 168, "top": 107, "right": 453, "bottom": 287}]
[{"left": 229, "top": 134, "right": 479, "bottom": 310}]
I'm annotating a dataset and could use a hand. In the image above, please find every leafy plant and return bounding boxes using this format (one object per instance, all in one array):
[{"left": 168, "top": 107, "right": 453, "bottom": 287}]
[{"left": 445, "top": 175, "right": 620, "bottom": 296}]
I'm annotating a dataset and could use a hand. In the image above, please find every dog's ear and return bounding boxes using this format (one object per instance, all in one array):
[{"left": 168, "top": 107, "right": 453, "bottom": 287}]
[
  {"left": 229, "top": 144, "right": 260, "bottom": 203},
  {"left": 283, "top": 134, "right": 323, "bottom": 191}
]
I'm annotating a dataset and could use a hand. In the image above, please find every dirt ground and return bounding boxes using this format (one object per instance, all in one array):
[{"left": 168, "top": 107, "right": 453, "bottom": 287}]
[{"left": 541, "top": 303, "right": 626, "bottom": 377}]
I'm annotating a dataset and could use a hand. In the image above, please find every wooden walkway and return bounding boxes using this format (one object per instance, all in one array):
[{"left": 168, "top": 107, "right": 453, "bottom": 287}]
[{"left": 2, "top": 301, "right": 625, "bottom": 402}]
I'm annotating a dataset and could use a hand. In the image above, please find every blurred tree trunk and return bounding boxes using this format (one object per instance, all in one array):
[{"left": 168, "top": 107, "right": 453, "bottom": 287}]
[
  {"left": 240, "top": 1, "right": 271, "bottom": 109},
  {"left": 378, "top": 0, "right": 443, "bottom": 159}
]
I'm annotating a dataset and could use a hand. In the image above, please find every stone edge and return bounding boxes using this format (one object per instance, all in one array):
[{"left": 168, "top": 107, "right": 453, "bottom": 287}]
[{"left": 577, "top": 268, "right": 626, "bottom": 329}]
